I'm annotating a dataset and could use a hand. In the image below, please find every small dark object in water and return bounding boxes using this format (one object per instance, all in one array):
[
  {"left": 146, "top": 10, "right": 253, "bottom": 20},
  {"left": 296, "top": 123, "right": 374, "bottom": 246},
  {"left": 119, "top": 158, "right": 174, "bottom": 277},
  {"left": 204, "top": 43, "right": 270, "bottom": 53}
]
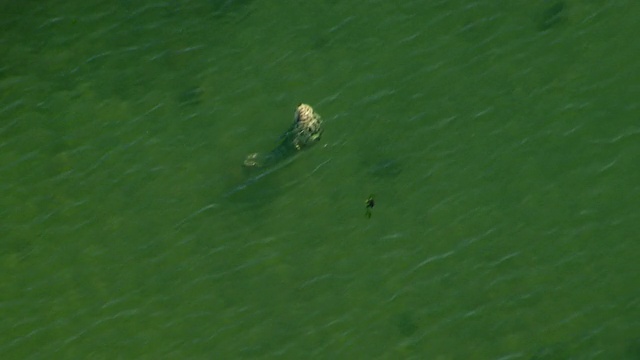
[{"left": 365, "top": 194, "right": 375, "bottom": 219}]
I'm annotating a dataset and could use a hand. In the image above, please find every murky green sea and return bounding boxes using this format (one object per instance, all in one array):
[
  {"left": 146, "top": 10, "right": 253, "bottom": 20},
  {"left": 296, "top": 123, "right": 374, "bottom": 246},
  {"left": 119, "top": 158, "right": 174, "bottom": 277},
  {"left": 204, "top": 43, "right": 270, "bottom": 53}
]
[{"left": 1, "top": 0, "right": 639, "bottom": 358}]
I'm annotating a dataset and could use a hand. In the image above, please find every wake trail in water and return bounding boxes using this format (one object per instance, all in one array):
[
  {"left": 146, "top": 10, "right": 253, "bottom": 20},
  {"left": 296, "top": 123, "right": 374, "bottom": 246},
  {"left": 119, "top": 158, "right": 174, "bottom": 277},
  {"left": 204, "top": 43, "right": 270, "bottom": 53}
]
[{"left": 174, "top": 153, "right": 310, "bottom": 231}]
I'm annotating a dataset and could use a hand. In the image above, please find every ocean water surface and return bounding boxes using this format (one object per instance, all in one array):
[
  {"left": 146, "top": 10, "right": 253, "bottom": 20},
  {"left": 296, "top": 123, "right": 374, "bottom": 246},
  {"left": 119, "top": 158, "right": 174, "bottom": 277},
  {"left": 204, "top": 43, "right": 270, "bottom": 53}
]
[{"left": 1, "top": 0, "right": 639, "bottom": 358}]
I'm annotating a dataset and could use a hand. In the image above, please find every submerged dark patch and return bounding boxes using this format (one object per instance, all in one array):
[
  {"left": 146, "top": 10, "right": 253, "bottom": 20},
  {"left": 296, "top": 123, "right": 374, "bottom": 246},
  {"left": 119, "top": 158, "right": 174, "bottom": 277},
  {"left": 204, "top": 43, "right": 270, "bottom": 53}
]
[
  {"left": 537, "top": 1, "right": 567, "bottom": 32},
  {"left": 368, "top": 159, "right": 402, "bottom": 178},
  {"left": 177, "top": 86, "right": 204, "bottom": 107}
]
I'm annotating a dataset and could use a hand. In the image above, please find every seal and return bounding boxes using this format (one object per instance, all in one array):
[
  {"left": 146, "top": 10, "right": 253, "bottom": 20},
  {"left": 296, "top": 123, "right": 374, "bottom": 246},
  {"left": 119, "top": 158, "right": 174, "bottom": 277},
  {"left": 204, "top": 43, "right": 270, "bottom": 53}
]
[{"left": 243, "top": 103, "right": 323, "bottom": 168}]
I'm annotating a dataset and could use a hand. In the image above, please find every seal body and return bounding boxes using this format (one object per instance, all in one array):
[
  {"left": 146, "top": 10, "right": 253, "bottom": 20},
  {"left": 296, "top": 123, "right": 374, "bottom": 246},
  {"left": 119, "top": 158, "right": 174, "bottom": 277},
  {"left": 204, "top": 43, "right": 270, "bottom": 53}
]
[{"left": 244, "top": 103, "right": 322, "bottom": 168}]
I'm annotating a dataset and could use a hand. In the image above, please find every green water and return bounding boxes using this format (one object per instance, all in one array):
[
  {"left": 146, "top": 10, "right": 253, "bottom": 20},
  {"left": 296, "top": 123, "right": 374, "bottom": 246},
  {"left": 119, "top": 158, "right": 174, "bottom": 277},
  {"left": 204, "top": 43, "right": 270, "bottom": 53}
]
[{"left": 1, "top": 1, "right": 639, "bottom": 358}]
